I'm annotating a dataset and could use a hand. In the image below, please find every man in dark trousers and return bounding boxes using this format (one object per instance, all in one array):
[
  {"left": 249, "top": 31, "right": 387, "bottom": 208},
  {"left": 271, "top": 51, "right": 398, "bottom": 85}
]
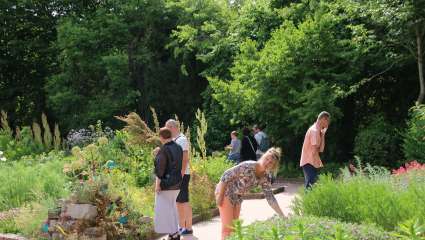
[{"left": 300, "top": 111, "right": 330, "bottom": 189}]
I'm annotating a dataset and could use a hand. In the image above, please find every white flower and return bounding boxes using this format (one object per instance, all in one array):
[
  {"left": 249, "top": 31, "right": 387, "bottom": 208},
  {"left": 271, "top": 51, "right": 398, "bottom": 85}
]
[
  {"left": 0, "top": 150, "right": 3, "bottom": 155},
  {"left": 0, "top": 157, "right": 6, "bottom": 162}
]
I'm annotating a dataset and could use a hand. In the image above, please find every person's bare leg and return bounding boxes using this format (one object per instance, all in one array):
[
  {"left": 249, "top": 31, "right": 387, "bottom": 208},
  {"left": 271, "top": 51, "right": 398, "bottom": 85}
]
[
  {"left": 177, "top": 202, "right": 185, "bottom": 229},
  {"left": 219, "top": 197, "right": 236, "bottom": 240},
  {"left": 185, "top": 203, "right": 193, "bottom": 230},
  {"left": 233, "top": 203, "right": 241, "bottom": 219}
]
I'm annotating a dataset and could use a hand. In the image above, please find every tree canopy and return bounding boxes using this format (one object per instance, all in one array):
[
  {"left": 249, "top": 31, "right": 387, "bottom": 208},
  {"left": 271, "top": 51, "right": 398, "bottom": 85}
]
[{"left": 1, "top": 0, "right": 423, "bottom": 165}]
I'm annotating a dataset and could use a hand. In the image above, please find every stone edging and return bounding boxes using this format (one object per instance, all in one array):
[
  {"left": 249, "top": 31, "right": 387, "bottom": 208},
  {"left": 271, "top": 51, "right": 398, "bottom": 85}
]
[{"left": 0, "top": 234, "right": 27, "bottom": 240}]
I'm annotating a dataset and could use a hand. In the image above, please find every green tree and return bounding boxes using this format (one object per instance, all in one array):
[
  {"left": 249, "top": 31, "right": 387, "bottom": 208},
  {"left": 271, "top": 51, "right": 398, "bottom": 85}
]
[
  {"left": 353, "top": 0, "right": 425, "bottom": 104},
  {"left": 47, "top": 0, "right": 209, "bottom": 130},
  {"left": 0, "top": 0, "right": 105, "bottom": 126}
]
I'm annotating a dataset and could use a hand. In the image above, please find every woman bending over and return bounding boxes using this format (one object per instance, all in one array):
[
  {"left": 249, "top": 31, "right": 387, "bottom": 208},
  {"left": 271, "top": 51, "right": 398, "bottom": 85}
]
[{"left": 215, "top": 147, "right": 286, "bottom": 239}]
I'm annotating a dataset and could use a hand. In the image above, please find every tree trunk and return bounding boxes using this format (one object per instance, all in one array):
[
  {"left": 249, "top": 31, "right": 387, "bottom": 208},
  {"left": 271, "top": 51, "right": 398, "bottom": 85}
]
[{"left": 416, "top": 24, "right": 425, "bottom": 104}]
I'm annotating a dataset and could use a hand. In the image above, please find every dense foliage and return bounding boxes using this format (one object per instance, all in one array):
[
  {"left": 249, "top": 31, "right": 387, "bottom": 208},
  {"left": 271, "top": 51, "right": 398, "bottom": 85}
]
[
  {"left": 227, "top": 216, "right": 397, "bottom": 240},
  {"left": 0, "top": 155, "right": 70, "bottom": 212},
  {"left": 293, "top": 165, "right": 425, "bottom": 231},
  {"left": 354, "top": 115, "right": 401, "bottom": 167},
  {"left": 1, "top": 0, "right": 424, "bottom": 166},
  {"left": 403, "top": 105, "right": 425, "bottom": 163},
  {"left": 0, "top": 110, "right": 232, "bottom": 237}
]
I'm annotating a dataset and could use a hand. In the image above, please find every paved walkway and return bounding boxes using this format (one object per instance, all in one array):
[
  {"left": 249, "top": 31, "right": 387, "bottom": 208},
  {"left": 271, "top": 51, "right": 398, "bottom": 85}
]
[{"left": 157, "top": 181, "right": 302, "bottom": 240}]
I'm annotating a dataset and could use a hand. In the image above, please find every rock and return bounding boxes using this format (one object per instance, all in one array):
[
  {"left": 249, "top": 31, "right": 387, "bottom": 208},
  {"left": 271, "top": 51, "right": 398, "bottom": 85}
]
[
  {"left": 83, "top": 227, "right": 104, "bottom": 237},
  {"left": 0, "top": 234, "right": 28, "bottom": 240},
  {"left": 48, "top": 208, "right": 61, "bottom": 219},
  {"left": 51, "top": 232, "right": 63, "bottom": 240},
  {"left": 65, "top": 204, "right": 97, "bottom": 220},
  {"left": 49, "top": 219, "right": 57, "bottom": 227},
  {"left": 81, "top": 234, "right": 107, "bottom": 240},
  {"left": 139, "top": 216, "right": 153, "bottom": 224},
  {"left": 61, "top": 219, "right": 77, "bottom": 231}
]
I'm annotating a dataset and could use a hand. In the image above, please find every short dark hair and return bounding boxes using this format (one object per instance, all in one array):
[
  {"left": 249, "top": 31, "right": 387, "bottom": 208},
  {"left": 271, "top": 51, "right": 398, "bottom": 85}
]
[
  {"left": 159, "top": 127, "right": 172, "bottom": 139},
  {"left": 242, "top": 127, "right": 251, "bottom": 136}
]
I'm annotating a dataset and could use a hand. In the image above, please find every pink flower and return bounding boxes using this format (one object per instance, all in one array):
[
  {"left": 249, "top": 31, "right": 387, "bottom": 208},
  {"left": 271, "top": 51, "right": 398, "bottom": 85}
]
[{"left": 392, "top": 161, "right": 425, "bottom": 175}]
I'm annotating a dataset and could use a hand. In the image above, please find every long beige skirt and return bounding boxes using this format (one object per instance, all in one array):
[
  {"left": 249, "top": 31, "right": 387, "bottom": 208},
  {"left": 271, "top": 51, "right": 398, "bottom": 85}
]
[{"left": 154, "top": 190, "right": 180, "bottom": 234}]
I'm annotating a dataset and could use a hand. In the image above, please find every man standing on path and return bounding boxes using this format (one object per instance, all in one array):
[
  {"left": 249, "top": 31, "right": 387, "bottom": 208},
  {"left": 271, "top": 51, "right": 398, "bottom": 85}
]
[
  {"left": 165, "top": 119, "right": 193, "bottom": 235},
  {"left": 300, "top": 112, "right": 330, "bottom": 189},
  {"left": 253, "top": 125, "right": 269, "bottom": 160}
]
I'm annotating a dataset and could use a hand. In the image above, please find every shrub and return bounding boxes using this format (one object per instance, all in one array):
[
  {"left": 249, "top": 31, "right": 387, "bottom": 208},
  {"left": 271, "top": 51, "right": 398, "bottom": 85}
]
[
  {"left": 227, "top": 216, "right": 396, "bottom": 240},
  {"left": 65, "top": 121, "right": 114, "bottom": 149},
  {"left": 189, "top": 172, "right": 216, "bottom": 219},
  {"left": 278, "top": 162, "right": 304, "bottom": 178},
  {"left": 13, "top": 200, "right": 55, "bottom": 238},
  {"left": 319, "top": 162, "right": 346, "bottom": 178},
  {"left": 0, "top": 199, "right": 55, "bottom": 238},
  {"left": 0, "top": 156, "right": 70, "bottom": 211},
  {"left": 0, "top": 126, "right": 44, "bottom": 161},
  {"left": 189, "top": 155, "right": 232, "bottom": 218},
  {"left": 354, "top": 115, "right": 401, "bottom": 167},
  {"left": 64, "top": 130, "right": 154, "bottom": 187},
  {"left": 403, "top": 105, "right": 425, "bottom": 163},
  {"left": 292, "top": 169, "right": 425, "bottom": 231},
  {"left": 192, "top": 155, "right": 234, "bottom": 183}
]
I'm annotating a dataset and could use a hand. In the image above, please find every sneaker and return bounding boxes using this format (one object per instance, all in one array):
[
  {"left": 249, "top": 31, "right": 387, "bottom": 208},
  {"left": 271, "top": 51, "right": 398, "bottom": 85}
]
[
  {"left": 166, "top": 234, "right": 181, "bottom": 240},
  {"left": 180, "top": 228, "right": 193, "bottom": 235}
]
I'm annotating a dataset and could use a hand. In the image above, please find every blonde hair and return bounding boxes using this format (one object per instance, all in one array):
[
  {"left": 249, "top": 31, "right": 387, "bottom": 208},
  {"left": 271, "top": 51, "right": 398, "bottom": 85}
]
[{"left": 264, "top": 147, "right": 282, "bottom": 176}]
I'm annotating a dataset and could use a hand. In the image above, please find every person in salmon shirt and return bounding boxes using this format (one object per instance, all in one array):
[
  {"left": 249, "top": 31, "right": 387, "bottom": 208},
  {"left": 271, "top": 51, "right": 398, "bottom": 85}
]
[{"left": 300, "top": 111, "right": 330, "bottom": 189}]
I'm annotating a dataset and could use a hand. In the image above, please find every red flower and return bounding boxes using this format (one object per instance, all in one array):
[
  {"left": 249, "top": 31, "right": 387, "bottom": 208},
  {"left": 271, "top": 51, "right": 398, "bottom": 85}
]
[{"left": 392, "top": 161, "right": 425, "bottom": 175}]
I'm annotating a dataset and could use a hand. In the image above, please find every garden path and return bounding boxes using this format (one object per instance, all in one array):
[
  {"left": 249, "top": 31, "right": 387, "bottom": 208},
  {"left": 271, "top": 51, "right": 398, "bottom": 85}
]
[{"left": 157, "top": 181, "right": 303, "bottom": 240}]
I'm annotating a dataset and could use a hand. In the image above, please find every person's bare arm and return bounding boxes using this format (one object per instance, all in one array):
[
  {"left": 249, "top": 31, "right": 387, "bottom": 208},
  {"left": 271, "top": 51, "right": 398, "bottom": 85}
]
[
  {"left": 263, "top": 185, "right": 285, "bottom": 217},
  {"left": 311, "top": 130, "right": 322, "bottom": 154},
  {"left": 181, "top": 150, "right": 189, "bottom": 177},
  {"left": 155, "top": 177, "right": 161, "bottom": 193},
  {"left": 269, "top": 200, "right": 285, "bottom": 217},
  {"left": 319, "top": 132, "right": 325, "bottom": 153},
  {"left": 215, "top": 181, "right": 227, "bottom": 207}
]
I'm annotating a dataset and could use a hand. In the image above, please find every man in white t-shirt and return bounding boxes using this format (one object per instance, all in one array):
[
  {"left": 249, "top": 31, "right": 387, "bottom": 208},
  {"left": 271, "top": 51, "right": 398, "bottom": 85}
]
[
  {"left": 165, "top": 119, "right": 193, "bottom": 235},
  {"left": 253, "top": 124, "right": 267, "bottom": 160}
]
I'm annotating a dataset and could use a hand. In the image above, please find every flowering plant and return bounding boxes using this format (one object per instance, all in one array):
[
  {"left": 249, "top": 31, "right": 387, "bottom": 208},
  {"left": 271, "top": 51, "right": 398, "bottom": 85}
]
[
  {"left": 392, "top": 161, "right": 425, "bottom": 175},
  {"left": 65, "top": 125, "right": 114, "bottom": 149},
  {"left": 0, "top": 150, "right": 6, "bottom": 162}
]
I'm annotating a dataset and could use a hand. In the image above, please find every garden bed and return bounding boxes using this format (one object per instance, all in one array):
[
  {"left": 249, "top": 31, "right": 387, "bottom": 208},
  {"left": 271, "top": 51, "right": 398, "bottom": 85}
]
[
  {"left": 227, "top": 215, "right": 396, "bottom": 240},
  {"left": 293, "top": 162, "right": 425, "bottom": 232}
]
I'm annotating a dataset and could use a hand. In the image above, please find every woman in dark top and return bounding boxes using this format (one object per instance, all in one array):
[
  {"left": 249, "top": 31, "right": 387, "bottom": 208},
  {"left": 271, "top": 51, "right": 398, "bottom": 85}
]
[
  {"left": 154, "top": 127, "right": 183, "bottom": 240},
  {"left": 240, "top": 127, "right": 258, "bottom": 162}
]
